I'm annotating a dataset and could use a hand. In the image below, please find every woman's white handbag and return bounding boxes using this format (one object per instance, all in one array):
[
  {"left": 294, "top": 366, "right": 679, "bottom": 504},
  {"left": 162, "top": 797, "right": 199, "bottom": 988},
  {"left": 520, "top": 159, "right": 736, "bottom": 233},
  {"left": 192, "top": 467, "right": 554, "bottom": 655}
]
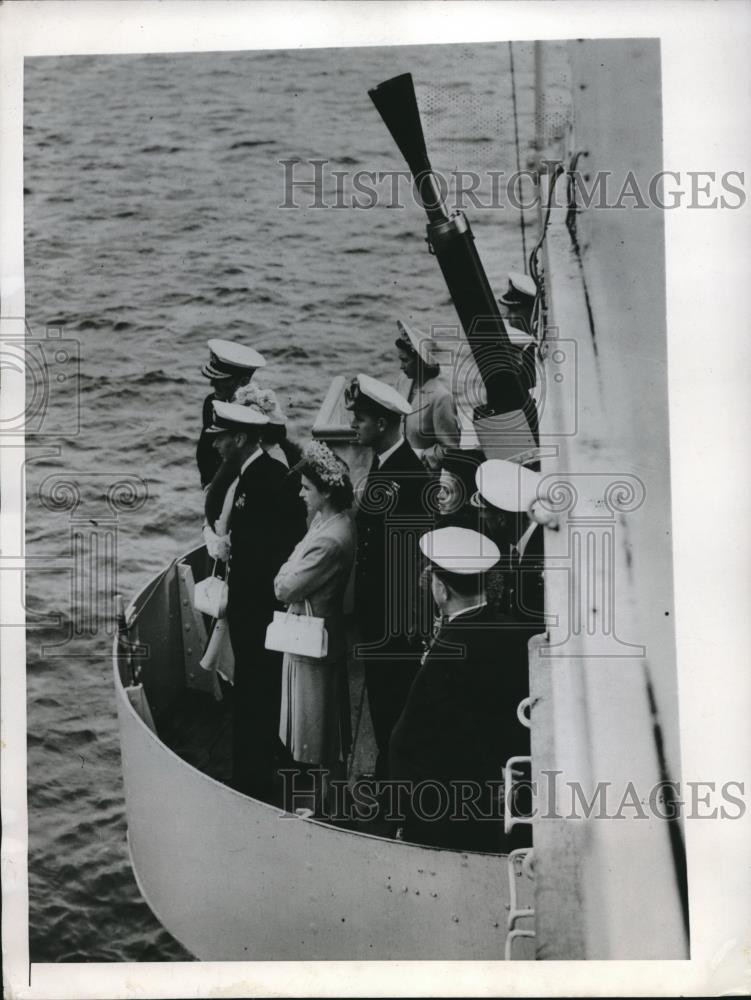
[
  {"left": 265, "top": 600, "right": 328, "bottom": 659},
  {"left": 193, "top": 561, "right": 229, "bottom": 619}
]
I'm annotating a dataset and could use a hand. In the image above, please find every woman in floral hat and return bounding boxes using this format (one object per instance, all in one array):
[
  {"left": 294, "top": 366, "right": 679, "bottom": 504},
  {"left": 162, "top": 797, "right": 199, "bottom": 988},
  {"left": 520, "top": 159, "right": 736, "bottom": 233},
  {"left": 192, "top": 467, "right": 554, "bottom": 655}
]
[
  {"left": 232, "top": 383, "right": 302, "bottom": 469},
  {"left": 274, "top": 441, "right": 356, "bottom": 815}
]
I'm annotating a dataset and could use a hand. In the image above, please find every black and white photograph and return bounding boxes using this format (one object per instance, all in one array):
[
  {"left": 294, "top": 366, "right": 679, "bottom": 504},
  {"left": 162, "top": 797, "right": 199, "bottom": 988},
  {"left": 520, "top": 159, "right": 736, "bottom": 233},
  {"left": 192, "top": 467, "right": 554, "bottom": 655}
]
[{"left": 1, "top": 2, "right": 749, "bottom": 997}]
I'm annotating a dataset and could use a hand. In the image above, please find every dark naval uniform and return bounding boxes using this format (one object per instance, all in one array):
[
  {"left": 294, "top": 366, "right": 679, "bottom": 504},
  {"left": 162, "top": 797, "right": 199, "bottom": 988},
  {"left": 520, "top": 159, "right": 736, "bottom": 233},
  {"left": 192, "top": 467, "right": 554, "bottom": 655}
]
[
  {"left": 226, "top": 449, "right": 307, "bottom": 798},
  {"left": 196, "top": 339, "right": 266, "bottom": 487},
  {"left": 389, "top": 604, "right": 531, "bottom": 852},
  {"left": 504, "top": 523, "right": 545, "bottom": 631},
  {"left": 197, "top": 392, "right": 222, "bottom": 488},
  {"left": 354, "top": 439, "right": 432, "bottom": 779}
]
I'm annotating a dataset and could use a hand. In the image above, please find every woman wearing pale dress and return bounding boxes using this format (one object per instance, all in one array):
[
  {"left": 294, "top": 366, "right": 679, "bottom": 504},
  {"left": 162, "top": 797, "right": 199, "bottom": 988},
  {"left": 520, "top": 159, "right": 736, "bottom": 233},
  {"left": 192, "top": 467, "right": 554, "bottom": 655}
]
[
  {"left": 274, "top": 441, "right": 355, "bottom": 814},
  {"left": 394, "top": 319, "right": 461, "bottom": 471}
]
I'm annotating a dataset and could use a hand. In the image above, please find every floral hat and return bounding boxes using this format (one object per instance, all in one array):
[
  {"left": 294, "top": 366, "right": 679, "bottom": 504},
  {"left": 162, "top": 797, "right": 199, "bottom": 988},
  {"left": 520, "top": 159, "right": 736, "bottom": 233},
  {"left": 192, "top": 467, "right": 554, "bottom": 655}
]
[
  {"left": 232, "top": 383, "right": 286, "bottom": 425},
  {"left": 301, "top": 440, "right": 350, "bottom": 489}
]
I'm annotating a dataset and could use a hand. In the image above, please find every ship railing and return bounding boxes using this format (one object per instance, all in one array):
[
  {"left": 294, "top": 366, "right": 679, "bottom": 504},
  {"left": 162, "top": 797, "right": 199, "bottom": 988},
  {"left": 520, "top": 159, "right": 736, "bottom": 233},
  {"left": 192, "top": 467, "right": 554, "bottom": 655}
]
[{"left": 503, "top": 691, "right": 536, "bottom": 960}]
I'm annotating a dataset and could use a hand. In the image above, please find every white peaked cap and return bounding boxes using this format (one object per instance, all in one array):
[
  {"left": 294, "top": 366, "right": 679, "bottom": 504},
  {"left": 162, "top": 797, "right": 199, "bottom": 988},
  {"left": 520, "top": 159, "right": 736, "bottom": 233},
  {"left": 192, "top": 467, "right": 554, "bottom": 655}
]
[
  {"left": 420, "top": 527, "right": 501, "bottom": 574},
  {"left": 499, "top": 271, "right": 537, "bottom": 307},
  {"left": 352, "top": 373, "right": 412, "bottom": 415},
  {"left": 205, "top": 399, "right": 269, "bottom": 433},
  {"left": 507, "top": 271, "right": 537, "bottom": 299},
  {"left": 395, "top": 319, "right": 439, "bottom": 367},
  {"left": 475, "top": 459, "right": 541, "bottom": 512},
  {"left": 202, "top": 338, "right": 267, "bottom": 378}
]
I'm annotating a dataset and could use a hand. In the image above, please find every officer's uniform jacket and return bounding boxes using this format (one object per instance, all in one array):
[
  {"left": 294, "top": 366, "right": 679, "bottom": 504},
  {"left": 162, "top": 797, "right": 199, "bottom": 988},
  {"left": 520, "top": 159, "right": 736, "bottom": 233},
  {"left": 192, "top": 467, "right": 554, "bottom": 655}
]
[
  {"left": 389, "top": 603, "right": 531, "bottom": 786},
  {"left": 354, "top": 439, "right": 432, "bottom": 649},
  {"left": 196, "top": 392, "right": 222, "bottom": 488},
  {"left": 505, "top": 521, "right": 545, "bottom": 630},
  {"left": 226, "top": 450, "right": 307, "bottom": 624}
]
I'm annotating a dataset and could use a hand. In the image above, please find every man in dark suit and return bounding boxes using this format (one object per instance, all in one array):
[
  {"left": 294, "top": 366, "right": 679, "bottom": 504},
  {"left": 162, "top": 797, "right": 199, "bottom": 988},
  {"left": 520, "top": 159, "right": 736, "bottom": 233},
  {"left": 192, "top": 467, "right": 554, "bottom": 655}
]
[
  {"left": 473, "top": 458, "right": 546, "bottom": 631},
  {"left": 196, "top": 339, "right": 266, "bottom": 488},
  {"left": 205, "top": 400, "right": 306, "bottom": 799},
  {"left": 389, "top": 526, "right": 532, "bottom": 852},
  {"left": 345, "top": 373, "right": 433, "bottom": 781}
]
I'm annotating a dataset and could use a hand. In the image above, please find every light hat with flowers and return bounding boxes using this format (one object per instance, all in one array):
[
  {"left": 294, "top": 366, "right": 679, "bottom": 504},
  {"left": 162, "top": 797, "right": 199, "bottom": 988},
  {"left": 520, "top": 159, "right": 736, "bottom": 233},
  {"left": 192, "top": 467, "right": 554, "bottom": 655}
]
[
  {"left": 232, "top": 383, "right": 286, "bottom": 425},
  {"left": 301, "top": 440, "right": 350, "bottom": 489}
]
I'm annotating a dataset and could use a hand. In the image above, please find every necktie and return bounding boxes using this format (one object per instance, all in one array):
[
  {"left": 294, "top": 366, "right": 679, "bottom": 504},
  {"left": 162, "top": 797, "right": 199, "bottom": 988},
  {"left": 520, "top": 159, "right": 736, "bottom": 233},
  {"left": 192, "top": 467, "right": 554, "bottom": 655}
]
[
  {"left": 369, "top": 454, "right": 381, "bottom": 474},
  {"left": 422, "top": 614, "right": 444, "bottom": 665}
]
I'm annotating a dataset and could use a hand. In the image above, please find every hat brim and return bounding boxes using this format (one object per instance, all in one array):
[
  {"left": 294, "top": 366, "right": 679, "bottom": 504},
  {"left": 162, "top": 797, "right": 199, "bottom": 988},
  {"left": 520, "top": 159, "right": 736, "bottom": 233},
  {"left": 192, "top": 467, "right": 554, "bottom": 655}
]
[
  {"left": 345, "top": 397, "right": 390, "bottom": 418},
  {"left": 394, "top": 336, "right": 416, "bottom": 355},
  {"left": 395, "top": 321, "right": 438, "bottom": 368},
  {"left": 469, "top": 490, "right": 489, "bottom": 509},
  {"left": 499, "top": 292, "right": 531, "bottom": 307},
  {"left": 201, "top": 363, "right": 237, "bottom": 380}
]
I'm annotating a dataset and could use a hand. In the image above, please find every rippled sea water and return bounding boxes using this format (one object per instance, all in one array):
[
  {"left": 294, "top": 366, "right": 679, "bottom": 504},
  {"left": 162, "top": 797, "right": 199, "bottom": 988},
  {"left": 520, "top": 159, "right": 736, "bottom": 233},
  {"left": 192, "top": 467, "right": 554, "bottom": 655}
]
[{"left": 23, "top": 42, "right": 550, "bottom": 961}]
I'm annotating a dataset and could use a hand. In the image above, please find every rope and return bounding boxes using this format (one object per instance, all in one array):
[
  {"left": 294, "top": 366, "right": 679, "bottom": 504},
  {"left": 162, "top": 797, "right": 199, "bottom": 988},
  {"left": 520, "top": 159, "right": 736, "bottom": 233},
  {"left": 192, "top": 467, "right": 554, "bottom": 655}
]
[
  {"left": 508, "top": 40, "right": 528, "bottom": 271},
  {"left": 529, "top": 161, "right": 565, "bottom": 286},
  {"left": 529, "top": 162, "right": 565, "bottom": 344}
]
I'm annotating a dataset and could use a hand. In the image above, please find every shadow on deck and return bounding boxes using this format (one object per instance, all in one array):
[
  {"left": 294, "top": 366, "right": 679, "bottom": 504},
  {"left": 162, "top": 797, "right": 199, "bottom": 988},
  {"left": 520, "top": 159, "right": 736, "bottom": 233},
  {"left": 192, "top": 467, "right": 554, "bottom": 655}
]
[{"left": 155, "top": 620, "right": 388, "bottom": 833}]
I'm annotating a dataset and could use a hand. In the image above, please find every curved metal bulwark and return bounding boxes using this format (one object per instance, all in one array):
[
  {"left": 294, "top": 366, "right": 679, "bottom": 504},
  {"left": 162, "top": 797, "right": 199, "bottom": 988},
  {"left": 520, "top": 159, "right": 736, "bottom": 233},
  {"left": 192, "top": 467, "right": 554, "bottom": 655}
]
[
  {"left": 113, "top": 550, "right": 533, "bottom": 961},
  {"left": 114, "top": 668, "right": 530, "bottom": 960}
]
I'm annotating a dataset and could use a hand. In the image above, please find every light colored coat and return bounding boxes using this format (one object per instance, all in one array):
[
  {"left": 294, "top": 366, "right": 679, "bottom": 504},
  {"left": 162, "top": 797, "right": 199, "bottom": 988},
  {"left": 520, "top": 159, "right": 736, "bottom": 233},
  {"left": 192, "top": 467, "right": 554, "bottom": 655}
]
[
  {"left": 274, "top": 510, "right": 355, "bottom": 763},
  {"left": 396, "top": 372, "right": 461, "bottom": 470},
  {"left": 274, "top": 510, "right": 355, "bottom": 661}
]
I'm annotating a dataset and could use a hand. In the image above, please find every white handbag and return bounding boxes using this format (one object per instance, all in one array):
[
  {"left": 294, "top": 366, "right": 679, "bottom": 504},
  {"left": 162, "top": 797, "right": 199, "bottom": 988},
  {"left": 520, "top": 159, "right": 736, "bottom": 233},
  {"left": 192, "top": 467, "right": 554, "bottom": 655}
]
[
  {"left": 193, "top": 560, "right": 229, "bottom": 619},
  {"left": 265, "top": 599, "right": 328, "bottom": 659}
]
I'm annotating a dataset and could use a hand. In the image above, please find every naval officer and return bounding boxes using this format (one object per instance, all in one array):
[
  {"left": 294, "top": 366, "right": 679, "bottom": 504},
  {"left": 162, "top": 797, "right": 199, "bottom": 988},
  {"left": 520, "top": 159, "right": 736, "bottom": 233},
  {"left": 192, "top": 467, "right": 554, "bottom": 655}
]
[
  {"left": 498, "top": 272, "right": 539, "bottom": 438},
  {"left": 499, "top": 270, "right": 537, "bottom": 335},
  {"left": 197, "top": 339, "right": 266, "bottom": 488},
  {"left": 204, "top": 399, "right": 306, "bottom": 799},
  {"left": 389, "top": 526, "right": 531, "bottom": 852},
  {"left": 345, "top": 374, "right": 433, "bottom": 781},
  {"left": 473, "top": 458, "right": 545, "bottom": 630},
  {"left": 394, "top": 319, "right": 460, "bottom": 471}
]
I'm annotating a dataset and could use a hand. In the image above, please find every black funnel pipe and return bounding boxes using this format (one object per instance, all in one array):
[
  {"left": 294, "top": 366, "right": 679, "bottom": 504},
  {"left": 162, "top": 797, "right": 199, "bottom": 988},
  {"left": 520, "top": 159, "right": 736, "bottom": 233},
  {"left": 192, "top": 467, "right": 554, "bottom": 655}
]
[
  {"left": 368, "top": 74, "right": 429, "bottom": 177},
  {"left": 368, "top": 74, "right": 447, "bottom": 225},
  {"left": 368, "top": 73, "right": 534, "bottom": 434}
]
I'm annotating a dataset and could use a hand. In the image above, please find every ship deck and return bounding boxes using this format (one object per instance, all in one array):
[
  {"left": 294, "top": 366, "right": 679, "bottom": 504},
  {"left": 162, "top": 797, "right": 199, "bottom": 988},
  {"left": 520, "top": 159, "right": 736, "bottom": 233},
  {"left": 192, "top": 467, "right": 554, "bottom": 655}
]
[
  {"left": 155, "top": 624, "right": 392, "bottom": 834},
  {"left": 116, "top": 547, "right": 534, "bottom": 959}
]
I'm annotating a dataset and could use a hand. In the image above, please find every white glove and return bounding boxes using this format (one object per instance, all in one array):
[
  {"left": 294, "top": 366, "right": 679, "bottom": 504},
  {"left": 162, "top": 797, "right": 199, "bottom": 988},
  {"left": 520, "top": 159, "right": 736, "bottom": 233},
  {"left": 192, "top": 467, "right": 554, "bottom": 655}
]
[{"left": 203, "top": 524, "right": 231, "bottom": 562}]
